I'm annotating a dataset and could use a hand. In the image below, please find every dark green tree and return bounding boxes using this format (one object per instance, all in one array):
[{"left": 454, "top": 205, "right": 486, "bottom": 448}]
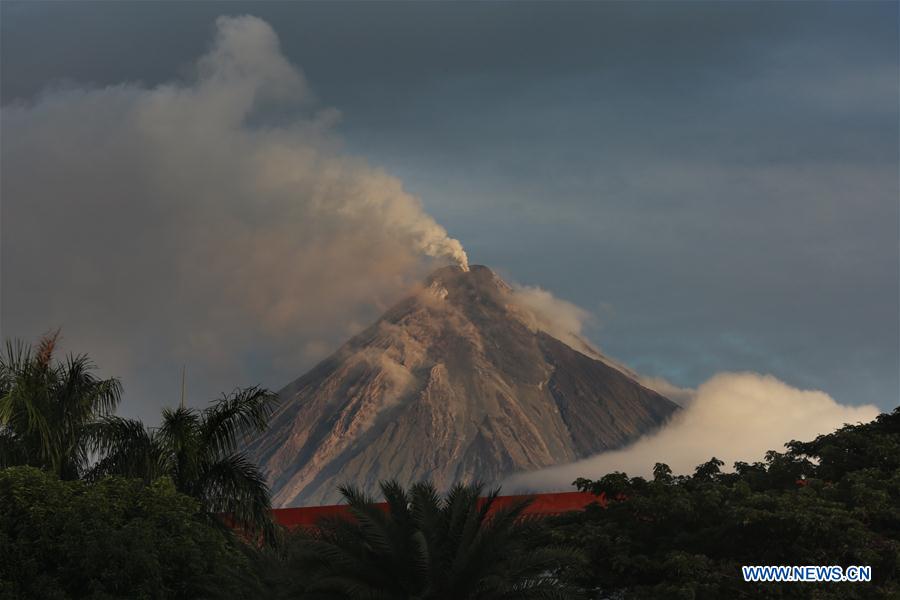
[
  {"left": 292, "top": 480, "right": 585, "bottom": 599},
  {"left": 0, "top": 332, "right": 121, "bottom": 479},
  {"left": 87, "top": 387, "right": 279, "bottom": 542},
  {"left": 0, "top": 466, "right": 263, "bottom": 600},
  {"left": 545, "top": 408, "right": 900, "bottom": 599}
]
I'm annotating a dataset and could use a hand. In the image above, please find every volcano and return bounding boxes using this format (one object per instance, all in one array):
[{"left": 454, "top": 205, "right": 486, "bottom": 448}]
[{"left": 246, "top": 265, "right": 678, "bottom": 507}]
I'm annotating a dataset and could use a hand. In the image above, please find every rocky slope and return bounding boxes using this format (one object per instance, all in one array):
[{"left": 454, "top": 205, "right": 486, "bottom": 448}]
[{"left": 246, "top": 265, "right": 678, "bottom": 506}]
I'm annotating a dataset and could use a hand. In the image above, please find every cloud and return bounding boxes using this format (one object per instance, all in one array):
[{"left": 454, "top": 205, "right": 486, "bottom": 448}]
[
  {"left": 1, "top": 16, "right": 466, "bottom": 420},
  {"left": 635, "top": 376, "right": 696, "bottom": 406},
  {"left": 508, "top": 285, "right": 598, "bottom": 358},
  {"left": 504, "top": 372, "right": 880, "bottom": 492}
]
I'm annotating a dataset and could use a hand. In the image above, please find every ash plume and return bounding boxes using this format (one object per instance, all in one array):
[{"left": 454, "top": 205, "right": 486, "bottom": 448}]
[{"left": 2, "top": 15, "right": 467, "bottom": 419}]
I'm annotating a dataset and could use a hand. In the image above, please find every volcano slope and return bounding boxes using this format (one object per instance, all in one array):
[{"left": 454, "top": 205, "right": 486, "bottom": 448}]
[{"left": 246, "top": 265, "right": 678, "bottom": 506}]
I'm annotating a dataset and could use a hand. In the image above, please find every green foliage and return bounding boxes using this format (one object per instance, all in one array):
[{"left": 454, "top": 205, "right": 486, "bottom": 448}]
[
  {"left": 0, "top": 334, "right": 281, "bottom": 595},
  {"left": 87, "top": 387, "right": 279, "bottom": 542},
  {"left": 0, "top": 333, "right": 122, "bottom": 479},
  {"left": 284, "top": 480, "right": 585, "bottom": 599},
  {"left": 548, "top": 408, "right": 900, "bottom": 599},
  {"left": 0, "top": 466, "right": 262, "bottom": 600}
]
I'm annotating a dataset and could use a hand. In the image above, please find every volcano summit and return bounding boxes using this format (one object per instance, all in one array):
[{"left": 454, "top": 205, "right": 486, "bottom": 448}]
[{"left": 246, "top": 265, "right": 678, "bottom": 506}]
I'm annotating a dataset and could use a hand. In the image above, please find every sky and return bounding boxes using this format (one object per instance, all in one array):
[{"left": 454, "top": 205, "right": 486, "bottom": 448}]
[{"left": 2, "top": 1, "right": 898, "bottom": 425}]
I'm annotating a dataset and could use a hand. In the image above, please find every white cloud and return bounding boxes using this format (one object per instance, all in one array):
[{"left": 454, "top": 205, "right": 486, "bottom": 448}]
[
  {"left": 504, "top": 372, "right": 880, "bottom": 492},
  {"left": 635, "top": 376, "right": 696, "bottom": 406}
]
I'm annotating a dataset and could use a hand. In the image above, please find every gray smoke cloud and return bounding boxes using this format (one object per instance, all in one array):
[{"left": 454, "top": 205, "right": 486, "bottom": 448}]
[{"left": 2, "top": 16, "right": 467, "bottom": 420}]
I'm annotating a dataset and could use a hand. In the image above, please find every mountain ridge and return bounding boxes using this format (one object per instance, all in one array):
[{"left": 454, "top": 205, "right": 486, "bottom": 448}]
[{"left": 246, "top": 265, "right": 679, "bottom": 506}]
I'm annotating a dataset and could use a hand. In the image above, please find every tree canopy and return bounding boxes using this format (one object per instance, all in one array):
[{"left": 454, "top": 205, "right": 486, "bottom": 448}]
[
  {"left": 0, "top": 332, "right": 121, "bottom": 479},
  {"left": 0, "top": 467, "right": 262, "bottom": 600},
  {"left": 541, "top": 408, "right": 900, "bottom": 599},
  {"left": 87, "top": 387, "right": 279, "bottom": 542}
]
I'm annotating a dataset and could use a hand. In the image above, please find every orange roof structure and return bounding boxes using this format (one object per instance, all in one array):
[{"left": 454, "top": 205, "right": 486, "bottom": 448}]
[{"left": 270, "top": 490, "right": 605, "bottom": 529}]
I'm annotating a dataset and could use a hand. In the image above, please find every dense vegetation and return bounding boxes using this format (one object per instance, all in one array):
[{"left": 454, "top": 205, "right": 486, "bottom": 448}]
[
  {"left": 0, "top": 334, "right": 278, "bottom": 597},
  {"left": 0, "top": 467, "right": 260, "bottom": 600},
  {"left": 88, "top": 386, "right": 278, "bottom": 542},
  {"left": 1, "top": 333, "right": 897, "bottom": 598},
  {"left": 542, "top": 408, "right": 900, "bottom": 599},
  {"left": 0, "top": 334, "right": 278, "bottom": 539}
]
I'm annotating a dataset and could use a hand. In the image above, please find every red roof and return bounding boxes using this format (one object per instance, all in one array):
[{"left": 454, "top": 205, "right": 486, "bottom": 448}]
[{"left": 270, "top": 490, "right": 605, "bottom": 529}]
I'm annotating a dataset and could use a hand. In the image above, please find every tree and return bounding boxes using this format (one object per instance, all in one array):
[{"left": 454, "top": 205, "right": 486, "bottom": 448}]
[
  {"left": 547, "top": 408, "right": 900, "bottom": 599},
  {"left": 0, "top": 332, "right": 122, "bottom": 479},
  {"left": 0, "top": 466, "right": 263, "bottom": 600},
  {"left": 291, "top": 480, "right": 584, "bottom": 599},
  {"left": 88, "top": 386, "right": 279, "bottom": 542}
]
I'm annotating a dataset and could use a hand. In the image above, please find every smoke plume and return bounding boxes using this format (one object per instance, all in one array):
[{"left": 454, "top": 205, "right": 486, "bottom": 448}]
[
  {"left": 504, "top": 372, "right": 880, "bottom": 492},
  {"left": 1, "top": 16, "right": 466, "bottom": 420},
  {"left": 508, "top": 284, "right": 693, "bottom": 402},
  {"left": 509, "top": 285, "right": 599, "bottom": 358}
]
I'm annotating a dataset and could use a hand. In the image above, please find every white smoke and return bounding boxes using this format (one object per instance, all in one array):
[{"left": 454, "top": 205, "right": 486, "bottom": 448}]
[
  {"left": 504, "top": 372, "right": 880, "bottom": 492},
  {"left": 2, "top": 16, "right": 466, "bottom": 419},
  {"left": 509, "top": 285, "right": 599, "bottom": 358}
]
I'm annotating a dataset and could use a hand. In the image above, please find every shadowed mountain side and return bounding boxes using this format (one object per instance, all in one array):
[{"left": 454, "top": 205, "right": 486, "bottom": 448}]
[{"left": 245, "top": 265, "right": 678, "bottom": 506}]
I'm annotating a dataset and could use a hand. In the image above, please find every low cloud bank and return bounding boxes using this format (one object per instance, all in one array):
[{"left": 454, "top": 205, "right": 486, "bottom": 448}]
[{"left": 504, "top": 372, "right": 879, "bottom": 492}]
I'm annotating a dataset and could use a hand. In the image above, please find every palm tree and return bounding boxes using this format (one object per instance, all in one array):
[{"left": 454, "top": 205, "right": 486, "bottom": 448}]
[
  {"left": 294, "top": 480, "right": 584, "bottom": 599},
  {"left": 88, "top": 386, "right": 279, "bottom": 542},
  {"left": 0, "top": 331, "right": 122, "bottom": 479}
]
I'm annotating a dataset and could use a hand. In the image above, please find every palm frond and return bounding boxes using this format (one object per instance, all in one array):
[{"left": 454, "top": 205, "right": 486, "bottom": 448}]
[
  {"left": 340, "top": 484, "right": 398, "bottom": 559},
  {"left": 296, "top": 480, "right": 578, "bottom": 598},
  {"left": 201, "top": 386, "right": 277, "bottom": 457},
  {"left": 379, "top": 480, "right": 413, "bottom": 529},
  {"left": 0, "top": 339, "right": 32, "bottom": 390},
  {"left": 85, "top": 416, "right": 162, "bottom": 482},
  {"left": 158, "top": 406, "right": 202, "bottom": 491},
  {"left": 0, "top": 367, "right": 55, "bottom": 467},
  {"left": 56, "top": 353, "right": 122, "bottom": 419},
  {"left": 0, "top": 335, "right": 122, "bottom": 478},
  {"left": 200, "top": 450, "right": 276, "bottom": 544}
]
